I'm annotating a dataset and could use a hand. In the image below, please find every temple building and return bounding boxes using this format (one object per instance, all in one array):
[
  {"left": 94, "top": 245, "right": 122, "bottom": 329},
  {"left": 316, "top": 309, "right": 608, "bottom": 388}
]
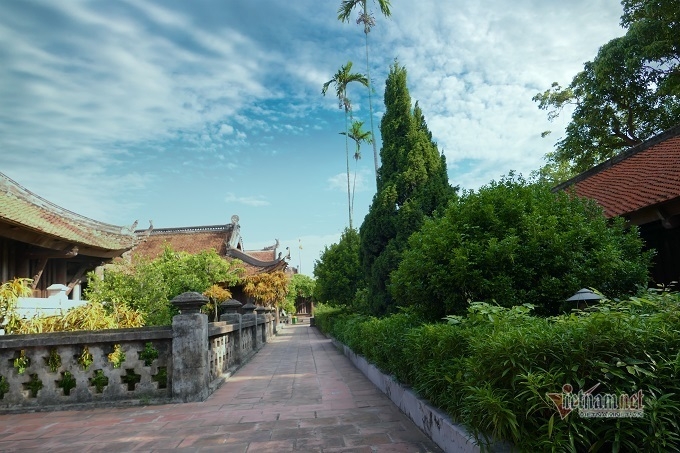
[
  {"left": 130, "top": 215, "right": 290, "bottom": 303},
  {"left": 0, "top": 173, "right": 137, "bottom": 298},
  {"left": 555, "top": 124, "right": 680, "bottom": 286},
  {"left": 0, "top": 172, "right": 289, "bottom": 303},
  {"left": 130, "top": 215, "right": 289, "bottom": 275}
]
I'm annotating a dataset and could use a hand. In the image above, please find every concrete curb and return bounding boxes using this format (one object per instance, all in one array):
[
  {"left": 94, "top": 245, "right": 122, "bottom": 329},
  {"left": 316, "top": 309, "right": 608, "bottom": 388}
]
[{"left": 329, "top": 336, "right": 513, "bottom": 453}]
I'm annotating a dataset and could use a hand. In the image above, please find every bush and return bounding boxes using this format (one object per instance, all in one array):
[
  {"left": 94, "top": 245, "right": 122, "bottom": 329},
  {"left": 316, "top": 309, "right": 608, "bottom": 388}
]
[
  {"left": 321, "top": 291, "right": 680, "bottom": 451},
  {"left": 391, "top": 175, "right": 653, "bottom": 318},
  {"left": 313, "top": 228, "right": 363, "bottom": 308},
  {"left": 85, "top": 246, "right": 243, "bottom": 325}
]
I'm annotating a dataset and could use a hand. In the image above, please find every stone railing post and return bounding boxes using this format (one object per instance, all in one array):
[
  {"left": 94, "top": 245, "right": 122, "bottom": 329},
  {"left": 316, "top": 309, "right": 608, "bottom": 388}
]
[
  {"left": 255, "top": 305, "right": 266, "bottom": 344},
  {"left": 242, "top": 301, "right": 259, "bottom": 350},
  {"left": 265, "top": 307, "right": 274, "bottom": 338},
  {"left": 220, "top": 299, "right": 242, "bottom": 364},
  {"left": 171, "top": 292, "right": 210, "bottom": 403}
]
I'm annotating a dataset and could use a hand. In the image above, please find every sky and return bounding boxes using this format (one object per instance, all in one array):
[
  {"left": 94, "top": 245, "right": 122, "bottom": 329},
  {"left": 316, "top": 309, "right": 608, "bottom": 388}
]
[{"left": 0, "top": 0, "right": 626, "bottom": 276}]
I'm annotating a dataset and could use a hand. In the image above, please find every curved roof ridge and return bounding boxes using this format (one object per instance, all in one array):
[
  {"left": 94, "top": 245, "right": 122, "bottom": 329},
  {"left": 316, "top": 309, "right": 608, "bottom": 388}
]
[
  {"left": 1, "top": 172, "right": 132, "bottom": 235},
  {"left": 225, "top": 247, "right": 285, "bottom": 267},
  {"left": 138, "top": 224, "right": 233, "bottom": 235}
]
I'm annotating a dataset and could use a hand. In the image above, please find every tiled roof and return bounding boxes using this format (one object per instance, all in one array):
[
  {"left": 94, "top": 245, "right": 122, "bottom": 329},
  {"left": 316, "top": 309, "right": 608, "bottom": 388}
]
[
  {"left": 132, "top": 225, "right": 232, "bottom": 258},
  {"left": 226, "top": 247, "right": 287, "bottom": 275},
  {"left": 555, "top": 125, "right": 680, "bottom": 218},
  {"left": 245, "top": 249, "right": 277, "bottom": 262},
  {"left": 0, "top": 172, "right": 136, "bottom": 252},
  {"left": 131, "top": 224, "right": 288, "bottom": 275}
]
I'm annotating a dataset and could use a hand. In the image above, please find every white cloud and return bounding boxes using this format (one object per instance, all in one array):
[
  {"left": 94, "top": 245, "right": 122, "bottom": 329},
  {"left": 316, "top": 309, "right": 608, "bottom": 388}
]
[
  {"left": 225, "top": 192, "right": 270, "bottom": 207},
  {"left": 218, "top": 124, "right": 234, "bottom": 136},
  {"left": 327, "top": 172, "right": 350, "bottom": 192},
  {"left": 0, "top": 0, "right": 630, "bottom": 250}
]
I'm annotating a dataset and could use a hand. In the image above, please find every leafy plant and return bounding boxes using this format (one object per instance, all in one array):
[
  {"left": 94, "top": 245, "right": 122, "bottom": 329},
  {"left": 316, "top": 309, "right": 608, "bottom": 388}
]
[
  {"left": 285, "top": 274, "right": 315, "bottom": 315},
  {"left": 15, "top": 301, "right": 144, "bottom": 334},
  {"left": 24, "top": 374, "right": 43, "bottom": 398},
  {"left": 85, "top": 246, "right": 244, "bottom": 326},
  {"left": 90, "top": 369, "right": 109, "bottom": 393},
  {"left": 533, "top": 0, "right": 680, "bottom": 178},
  {"left": 152, "top": 367, "right": 168, "bottom": 389},
  {"left": 202, "top": 284, "right": 232, "bottom": 321},
  {"left": 46, "top": 348, "right": 62, "bottom": 372},
  {"left": 313, "top": 228, "right": 362, "bottom": 308},
  {"left": 359, "top": 61, "right": 456, "bottom": 315},
  {"left": 0, "top": 278, "right": 32, "bottom": 334},
  {"left": 320, "top": 290, "right": 680, "bottom": 451},
  {"left": 0, "top": 375, "right": 9, "bottom": 399},
  {"left": 138, "top": 342, "right": 159, "bottom": 366},
  {"left": 57, "top": 371, "right": 76, "bottom": 396},
  {"left": 108, "top": 344, "right": 125, "bottom": 368},
  {"left": 392, "top": 175, "right": 652, "bottom": 318},
  {"left": 243, "top": 271, "right": 289, "bottom": 309},
  {"left": 78, "top": 346, "right": 94, "bottom": 370},
  {"left": 13, "top": 350, "right": 30, "bottom": 375}
]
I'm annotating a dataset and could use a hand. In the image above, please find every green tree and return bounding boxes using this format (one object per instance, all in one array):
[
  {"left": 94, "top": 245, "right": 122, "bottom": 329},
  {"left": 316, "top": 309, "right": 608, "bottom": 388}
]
[
  {"left": 285, "top": 274, "right": 315, "bottom": 314},
  {"left": 340, "top": 119, "right": 373, "bottom": 220},
  {"left": 359, "top": 61, "right": 457, "bottom": 315},
  {"left": 314, "top": 228, "right": 362, "bottom": 307},
  {"left": 534, "top": 0, "right": 680, "bottom": 178},
  {"left": 391, "top": 175, "right": 653, "bottom": 319},
  {"left": 323, "top": 61, "right": 369, "bottom": 229},
  {"left": 338, "top": 0, "right": 392, "bottom": 183},
  {"left": 86, "top": 247, "right": 244, "bottom": 325},
  {"left": 243, "top": 270, "right": 289, "bottom": 324}
]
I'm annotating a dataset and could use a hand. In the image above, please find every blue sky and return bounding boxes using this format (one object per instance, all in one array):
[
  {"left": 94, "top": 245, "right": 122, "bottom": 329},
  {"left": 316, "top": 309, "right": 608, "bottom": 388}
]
[{"left": 0, "top": 0, "right": 624, "bottom": 275}]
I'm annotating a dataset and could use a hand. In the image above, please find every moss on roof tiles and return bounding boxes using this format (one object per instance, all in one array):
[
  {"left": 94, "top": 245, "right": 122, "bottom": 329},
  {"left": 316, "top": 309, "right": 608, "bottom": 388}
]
[{"left": 0, "top": 173, "right": 135, "bottom": 251}]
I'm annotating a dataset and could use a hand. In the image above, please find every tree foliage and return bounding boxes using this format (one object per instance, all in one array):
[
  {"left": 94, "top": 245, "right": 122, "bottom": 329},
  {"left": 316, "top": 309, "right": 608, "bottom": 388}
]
[
  {"left": 203, "top": 284, "right": 232, "bottom": 322},
  {"left": 337, "top": 0, "right": 392, "bottom": 181},
  {"left": 243, "top": 270, "right": 289, "bottom": 308},
  {"left": 285, "top": 274, "right": 315, "bottom": 314},
  {"left": 534, "top": 0, "right": 680, "bottom": 178},
  {"left": 323, "top": 61, "right": 369, "bottom": 229},
  {"left": 391, "top": 175, "right": 653, "bottom": 319},
  {"left": 340, "top": 119, "right": 373, "bottom": 216},
  {"left": 85, "top": 247, "right": 244, "bottom": 325},
  {"left": 314, "top": 228, "right": 362, "bottom": 307},
  {"left": 359, "top": 61, "right": 457, "bottom": 315}
]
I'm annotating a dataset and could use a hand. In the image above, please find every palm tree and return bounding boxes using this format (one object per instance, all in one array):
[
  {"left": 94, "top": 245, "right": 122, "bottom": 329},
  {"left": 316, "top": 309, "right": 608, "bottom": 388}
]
[
  {"left": 322, "top": 61, "right": 369, "bottom": 229},
  {"left": 338, "top": 0, "right": 392, "bottom": 186},
  {"left": 340, "top": 120, "right": 373, "bottom": 220}
]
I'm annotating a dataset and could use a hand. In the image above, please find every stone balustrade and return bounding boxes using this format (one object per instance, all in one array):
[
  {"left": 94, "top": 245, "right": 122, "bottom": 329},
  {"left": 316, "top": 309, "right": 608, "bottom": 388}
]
[{"left": 0, "top": 292, "right": 276, "bottom": 412}]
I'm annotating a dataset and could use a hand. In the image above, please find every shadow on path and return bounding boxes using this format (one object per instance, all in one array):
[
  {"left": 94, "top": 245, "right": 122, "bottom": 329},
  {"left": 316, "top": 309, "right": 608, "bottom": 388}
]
[{"left": 0, "top": 324, "right": 442, "bottom": 452}]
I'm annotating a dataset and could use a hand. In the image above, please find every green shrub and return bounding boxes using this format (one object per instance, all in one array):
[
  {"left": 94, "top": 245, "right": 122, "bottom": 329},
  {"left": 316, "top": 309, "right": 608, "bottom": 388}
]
[
  {"left": 321, "top": 291, "right": 680, "bottom": 451},
  {"left": 391, "top": 176, "right": 653, "bottom": 318}
]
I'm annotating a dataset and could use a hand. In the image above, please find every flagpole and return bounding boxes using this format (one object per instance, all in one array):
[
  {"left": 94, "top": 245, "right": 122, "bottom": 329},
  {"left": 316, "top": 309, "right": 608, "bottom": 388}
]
[{"left": 298, "top": 239, "right": 302, "bottom": 274}]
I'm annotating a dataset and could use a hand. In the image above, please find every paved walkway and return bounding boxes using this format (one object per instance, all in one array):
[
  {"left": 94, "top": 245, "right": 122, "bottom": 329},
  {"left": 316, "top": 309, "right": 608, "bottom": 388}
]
[{"left": 0, "top": 324, "right": 442, "bottom": 452}]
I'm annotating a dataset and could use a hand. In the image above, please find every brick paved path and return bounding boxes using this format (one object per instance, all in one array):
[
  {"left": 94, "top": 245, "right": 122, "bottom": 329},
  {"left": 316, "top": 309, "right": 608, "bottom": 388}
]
[{"left": 0, "top": 324, "right": 442, "bottom": 452}]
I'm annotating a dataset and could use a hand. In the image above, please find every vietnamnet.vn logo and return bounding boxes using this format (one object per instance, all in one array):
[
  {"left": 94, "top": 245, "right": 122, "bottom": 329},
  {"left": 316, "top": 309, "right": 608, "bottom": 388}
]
[{"left": 547, "top": 383, "right": 644, "bottom": 419}]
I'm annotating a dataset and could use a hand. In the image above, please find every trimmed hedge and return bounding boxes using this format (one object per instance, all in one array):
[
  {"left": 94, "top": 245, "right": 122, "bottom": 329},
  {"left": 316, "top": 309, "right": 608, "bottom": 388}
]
[{"left": 314, "top": 293, "right": 680, "bottom": 451}]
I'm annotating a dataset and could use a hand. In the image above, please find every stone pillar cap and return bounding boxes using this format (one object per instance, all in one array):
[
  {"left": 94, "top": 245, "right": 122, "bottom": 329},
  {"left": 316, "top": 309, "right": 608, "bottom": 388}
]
[{"left": 171, "top": 291, "right": 208, "bottom": 314}]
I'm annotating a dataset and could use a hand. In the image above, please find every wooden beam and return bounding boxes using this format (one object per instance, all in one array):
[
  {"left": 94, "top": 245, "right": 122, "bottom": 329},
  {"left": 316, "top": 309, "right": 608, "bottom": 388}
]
[
  {"left": 66, "top": 263, "right": 91, "bottom": 296},
  {"left": 26, "top": 245, "right": 79, "bottom": 259},
  {"left": 31, "top": 257, "right": 48, "bottom": 290}
]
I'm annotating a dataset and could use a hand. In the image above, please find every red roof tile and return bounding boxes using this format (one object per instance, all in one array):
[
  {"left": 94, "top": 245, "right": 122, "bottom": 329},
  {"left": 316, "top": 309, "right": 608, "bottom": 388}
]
[
  {"left": 132, "top": 225, "right": 232, "bottom": 259},
  {"left": 131, "top": 224, "right": 288, "bottom": 275},
  {"left": 556, "top": 126, "right": 680, "bottom": 218},
  {"left": 245, "top": 250, "right": 277, "bottom": 262}
]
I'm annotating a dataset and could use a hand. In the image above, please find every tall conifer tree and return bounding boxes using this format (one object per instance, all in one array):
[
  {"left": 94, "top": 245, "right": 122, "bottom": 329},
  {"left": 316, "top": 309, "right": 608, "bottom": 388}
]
[{"left": 359, "top": 61, "right": 456, "bottom": 315}]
